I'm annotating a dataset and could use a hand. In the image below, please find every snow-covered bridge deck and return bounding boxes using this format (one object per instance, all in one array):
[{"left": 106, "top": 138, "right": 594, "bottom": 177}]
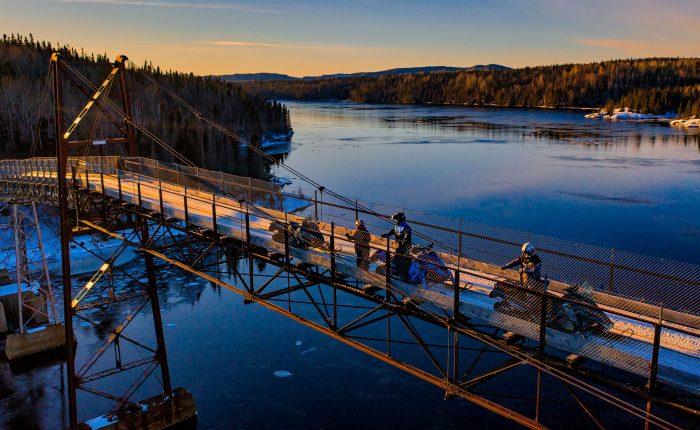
[{"left": 1, "top": 156, "right": 699, "bottom": 396}]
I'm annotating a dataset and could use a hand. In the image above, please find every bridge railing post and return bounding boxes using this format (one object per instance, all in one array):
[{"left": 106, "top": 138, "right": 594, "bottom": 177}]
[
  {"left": 137, "top": 175, "right": 143, "bottom": 208},
  {"left": 212, "top": 193, "right": 218, "bottom": 235},
  {"left": 117, "top": 170, "right": 123, "bottom": 201},
  {"left": 245, "top": 204, "right": 254, "bottom": 293},
  {"left": 385, "top": 236, "right": 391, "bottom": 294},
  {"left": 100, "top": 167, "right": 105, "bottom": 196},
  {"left": 183, "top": 187, "right": 189, "bottom": 229},
  {"left": 538, "top": 280, "right": 548, "bottom": 355},
  {"left": 644, "top": 305, "right": 663, "bottom": 430},
  {"left": 454, "top": 229, "right": 462, "bottom": 320},
  {"left": 284, "top": 219, "right": 290, "bottom": 264},
  {"left": 607, "top": 248, "right": 616, "bottom": 293},
  {"left": 385, "top": 236, "right": 392, "bottom": 356},
  {"left": 314, "top": 190, "right": 318, "bottom": 221},
  {"left": 648, "top": 305, "right": 663, "bottom": 392},
  {"left": 245, "top": 204, "right": 251, "bottom": 249},
  {"left": 158, "top": 179, "right": 164, "bottom": 217},
  {"left": 330, "top": 222, "right": 337, "bottom": 329},
  {"left": 453, "top": 269, "right": 461, "bottom": 321}
]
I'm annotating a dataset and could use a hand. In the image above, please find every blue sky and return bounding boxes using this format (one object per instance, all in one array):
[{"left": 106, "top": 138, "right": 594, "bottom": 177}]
[{"left": 1, "top": 0, "right": 698, "bottom": 75}]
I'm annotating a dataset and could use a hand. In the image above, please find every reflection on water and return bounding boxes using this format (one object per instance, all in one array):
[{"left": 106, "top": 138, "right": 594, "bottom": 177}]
[
  {"left": 277, "top": 101, "right": 700, "bottom": 263},
  {"left": 2, "top": 102, "right": 700, "bottom": 430}
]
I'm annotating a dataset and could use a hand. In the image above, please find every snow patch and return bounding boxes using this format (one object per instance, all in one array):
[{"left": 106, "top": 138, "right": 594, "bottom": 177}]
[
  {"left": 670, "top": 118, "right": 700, "bottom": 128},
  {"left": 84, "top": 414, "right": 117, "bottom": 429},
  {"left": 585, "top": 108, "right": 676, "bottom": 122},
  {"left": 0, "top": 281, "right": 40, "bottom": 297},
  {"left": 26, "top": 325, "right": 47, "bottom": 334}
]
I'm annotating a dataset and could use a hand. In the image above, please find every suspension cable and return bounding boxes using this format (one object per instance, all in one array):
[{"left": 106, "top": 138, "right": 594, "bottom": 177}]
[
  {"left": 29, "top": 60, "right": 54, "bottom": 157},
  {"left": 127, "top": 60, "right": 458, "bottom": 251},
  {"left": 59, "top": 59, "right": 196, "bottom": 167}
]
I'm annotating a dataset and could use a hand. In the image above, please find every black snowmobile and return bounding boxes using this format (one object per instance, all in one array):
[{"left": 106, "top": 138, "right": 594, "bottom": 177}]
[
  {"left": 555, "top": 283, "right": 613, "bottom": 335},
  {"left": 490, "top": 280, "right": 612, "bottom": 336},
  {"left": 268, "top": 218, "right": 333, "bottom": 251}
]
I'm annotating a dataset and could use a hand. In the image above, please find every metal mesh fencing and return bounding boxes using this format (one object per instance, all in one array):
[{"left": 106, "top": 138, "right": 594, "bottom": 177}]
[{"left": 1, "top": 156, "right": 699, "bottom": 394}]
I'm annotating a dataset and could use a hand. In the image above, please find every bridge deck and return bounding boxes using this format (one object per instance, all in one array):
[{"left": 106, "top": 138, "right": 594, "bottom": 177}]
[{"left": 1, "top": 157, "right": 699, "bottom": 395}]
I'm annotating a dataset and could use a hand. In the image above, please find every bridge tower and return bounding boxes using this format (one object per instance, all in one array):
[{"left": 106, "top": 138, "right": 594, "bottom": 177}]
[{"left": 50, "top": 53, "right": 193, "bottom": 429}]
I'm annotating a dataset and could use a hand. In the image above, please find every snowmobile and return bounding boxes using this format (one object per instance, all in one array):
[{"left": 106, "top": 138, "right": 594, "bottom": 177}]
[
  {"left": 370, "top": 243, "right": 451, "bottom": 284},
  {"left": 370, "top": 249, "right": 424, "bottom": 283},
  {"left": 554, "top": 283, "right": 613, "bottom": 335},
  {"left": 409, "top": 243, "right": 453, "bottom": 283},
  {"left": 490, "top": 278, "right": 612, "bottom": 336},
  {"left": 268, "top": 218, "right": 335, "bottom": 252}
]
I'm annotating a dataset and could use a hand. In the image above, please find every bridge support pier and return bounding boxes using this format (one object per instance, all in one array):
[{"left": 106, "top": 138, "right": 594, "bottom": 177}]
[{"left": 138, "top": 214, "right": 173, "bottom": 398}]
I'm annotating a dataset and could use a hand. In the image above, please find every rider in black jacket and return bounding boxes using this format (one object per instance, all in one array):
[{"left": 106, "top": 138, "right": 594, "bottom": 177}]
[
  {"left": 381, "top": 212, "right": 412, "bottom": 280},
  {"left": 501, "top": 242, "right": 542, "bottom": 286}
]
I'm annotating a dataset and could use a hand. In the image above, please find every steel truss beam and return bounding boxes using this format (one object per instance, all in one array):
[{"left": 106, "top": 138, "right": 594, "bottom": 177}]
[{"left": 77, "top": 201, "right": 695, "bottom": 429}]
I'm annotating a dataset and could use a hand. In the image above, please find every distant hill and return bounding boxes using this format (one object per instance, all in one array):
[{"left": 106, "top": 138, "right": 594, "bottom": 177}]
[
  {"left": 220, "top": 64, "right": 509, "bottom": 82},
  {"left": 220, "top": 72, "right": 296, "bottom": 82},
  {"left": 240, "top": 58, "right": 700, "bottom": 116},
  {"left": 305, "top": 65, "right": 509, "bottom": 80}
]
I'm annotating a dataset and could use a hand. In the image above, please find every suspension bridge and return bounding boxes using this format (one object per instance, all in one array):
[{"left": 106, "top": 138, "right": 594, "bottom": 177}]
[{"left": 0, "top": 53, "right": 698, "bottom": 429}]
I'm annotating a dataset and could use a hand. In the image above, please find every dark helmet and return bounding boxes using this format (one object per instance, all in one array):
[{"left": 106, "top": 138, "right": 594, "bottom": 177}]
[{"left": 391, "top": 212, "right": 406, "bottom": 223}]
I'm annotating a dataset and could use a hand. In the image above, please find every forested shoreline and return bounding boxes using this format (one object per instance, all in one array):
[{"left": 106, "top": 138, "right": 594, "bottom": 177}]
[
  {"left": 0, "top": 34, "right": 292, "bottom": 178},
  {"left": 243, "top": 58, "right": 700, "bottom": 117}
]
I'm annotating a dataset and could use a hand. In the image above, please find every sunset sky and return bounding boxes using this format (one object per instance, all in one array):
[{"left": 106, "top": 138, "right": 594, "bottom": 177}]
[{"left": 2, "top": 0, "right": 699, "bottom": 76}]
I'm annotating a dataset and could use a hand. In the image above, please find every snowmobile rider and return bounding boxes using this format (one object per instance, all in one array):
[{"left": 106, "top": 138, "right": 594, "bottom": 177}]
[
  {"left": 381, "top": 212, "right": 412, "bottom": 280},
  {"left": 346, "top": 219, "right": 371, "bottom": 270},
  {"left": 501, "top": 242, "right": 542, "bottom": 287}
]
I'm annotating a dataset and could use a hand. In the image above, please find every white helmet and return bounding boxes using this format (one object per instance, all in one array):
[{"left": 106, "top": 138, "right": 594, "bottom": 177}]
[{"left": 522, "top": 242, "right": 535, "bottom": 255}]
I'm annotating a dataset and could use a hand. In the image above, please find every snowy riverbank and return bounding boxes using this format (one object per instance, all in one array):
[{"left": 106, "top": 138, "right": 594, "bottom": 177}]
[
  {"left": 584, "top": 108, "right": 698, "bottom": 128},
  {"left": 584, "top": 108, "right": 675, "bottom": 122},
  {"left": 670, "top": 118, "right": 700, "bottom": 128}
]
